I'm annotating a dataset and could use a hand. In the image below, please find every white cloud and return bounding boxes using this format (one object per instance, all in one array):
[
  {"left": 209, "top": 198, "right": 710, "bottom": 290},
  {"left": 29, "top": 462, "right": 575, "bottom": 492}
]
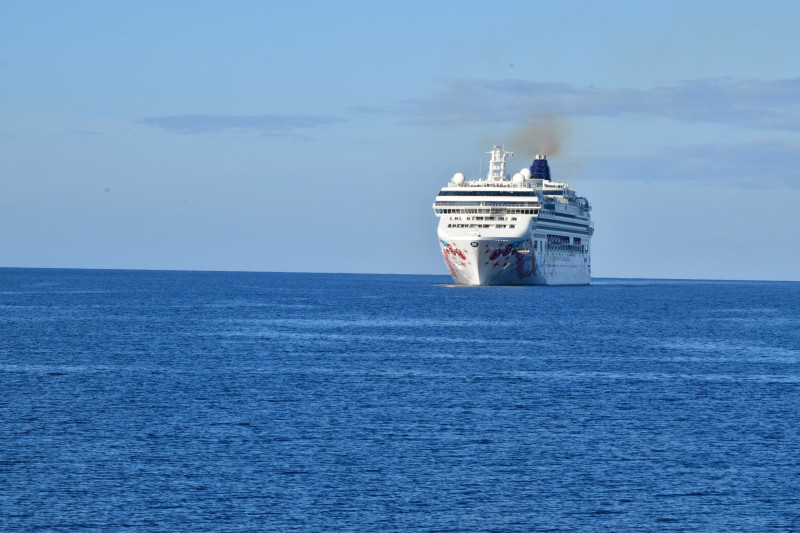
[
  {"left": 396, "top": 78, "right": 800, "bottom": 131},
  {"left": 577, "top": 140, "right": 800, "bottom": 189},
  {"left": 138, "top": 114, "right": 346, "bottom": 136}
]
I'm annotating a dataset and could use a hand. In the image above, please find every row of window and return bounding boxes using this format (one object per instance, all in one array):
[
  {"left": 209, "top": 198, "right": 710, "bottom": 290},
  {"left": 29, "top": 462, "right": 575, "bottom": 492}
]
[
  {"left": 465, "top": 216, "right": 517, "bottom": 221},
  {"left": 438, "top": 190, "right": 538, "bottom": 196},
  {"left": 434, "top": 201, "right": 539, "bottom": 207},
  {"left": 435, "top": 208, "right": 539, "bottom": 215},
  {"left": 447, "top": 224, "right": 517, "bottom": 229},
  {"left": 439, "top": 189, "right": 567, "bottom": 197}
]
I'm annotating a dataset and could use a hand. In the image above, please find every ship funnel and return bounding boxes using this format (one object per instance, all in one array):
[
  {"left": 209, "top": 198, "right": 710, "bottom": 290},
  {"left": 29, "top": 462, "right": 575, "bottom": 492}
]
[{"left": 529, "top": 154, "right": 550, "bottom": 181}]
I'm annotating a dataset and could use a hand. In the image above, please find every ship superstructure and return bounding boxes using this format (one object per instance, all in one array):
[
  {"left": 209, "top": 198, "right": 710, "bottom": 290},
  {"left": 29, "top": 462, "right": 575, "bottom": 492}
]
[{"left": 433, "top": 146, "right": 593, "bottom": 285}]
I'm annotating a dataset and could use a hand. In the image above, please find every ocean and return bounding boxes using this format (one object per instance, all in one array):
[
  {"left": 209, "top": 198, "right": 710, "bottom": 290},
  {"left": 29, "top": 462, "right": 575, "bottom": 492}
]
[{"left": 1, "top": 268, "right": 799, "bottom": 532}]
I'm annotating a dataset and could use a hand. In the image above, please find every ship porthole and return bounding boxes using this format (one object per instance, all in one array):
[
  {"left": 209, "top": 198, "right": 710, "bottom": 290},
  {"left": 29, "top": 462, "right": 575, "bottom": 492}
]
[{"left": 470, "top": 242, "right": 479, "bottom": 247}]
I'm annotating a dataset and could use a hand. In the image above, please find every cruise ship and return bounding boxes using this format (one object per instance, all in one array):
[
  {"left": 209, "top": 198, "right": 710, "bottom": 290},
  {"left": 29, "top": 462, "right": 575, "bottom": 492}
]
[{"left": 433, "top": 146, "right": 593, "bottom": 285}]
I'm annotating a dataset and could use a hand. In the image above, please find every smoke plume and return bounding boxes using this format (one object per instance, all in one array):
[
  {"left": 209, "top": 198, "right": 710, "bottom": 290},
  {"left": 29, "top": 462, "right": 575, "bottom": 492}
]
[{"left": 511, "top": 116, "right": 571, "bottom": 158}]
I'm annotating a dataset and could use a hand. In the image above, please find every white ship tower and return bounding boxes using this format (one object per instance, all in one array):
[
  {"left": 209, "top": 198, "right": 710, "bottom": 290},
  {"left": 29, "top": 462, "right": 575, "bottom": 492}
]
[
  {"left": 487, "top": 145, "right": 513, "bottom": 182},
  {"left": 433, "top": 146, "right": 593, "bottom": 285}
]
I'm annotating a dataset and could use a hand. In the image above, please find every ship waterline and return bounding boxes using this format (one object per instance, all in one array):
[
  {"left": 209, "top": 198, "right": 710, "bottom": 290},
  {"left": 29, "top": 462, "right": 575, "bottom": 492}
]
[{"left": 433, "top": 146, "right": 593, "bottom": 286}]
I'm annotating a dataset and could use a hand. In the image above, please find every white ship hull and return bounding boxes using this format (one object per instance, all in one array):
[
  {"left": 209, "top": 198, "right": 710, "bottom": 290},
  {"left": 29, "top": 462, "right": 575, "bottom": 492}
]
[
  {"left": 438, "top": 230, "right": 590, "bottom": 286},
  {"left": 433, "top": 147, "right": 593, "bottom": 286}
]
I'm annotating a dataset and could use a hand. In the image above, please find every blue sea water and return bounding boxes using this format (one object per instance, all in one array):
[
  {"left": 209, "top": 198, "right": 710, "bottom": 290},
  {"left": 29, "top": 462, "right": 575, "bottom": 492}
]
[{"left": 1, "top": 268, "right": 799, "bottom": 532}]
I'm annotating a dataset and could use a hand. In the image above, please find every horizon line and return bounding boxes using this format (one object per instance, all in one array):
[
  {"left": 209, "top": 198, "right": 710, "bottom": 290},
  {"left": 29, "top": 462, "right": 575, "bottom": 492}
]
[{"left": 0, "top": 266, "right": 796, "bottom": 283}]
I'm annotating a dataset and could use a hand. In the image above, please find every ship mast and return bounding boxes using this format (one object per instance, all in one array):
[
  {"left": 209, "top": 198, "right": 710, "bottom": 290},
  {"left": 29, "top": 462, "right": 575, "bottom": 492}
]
[{"left": 486, "top": 145, "right": 513, "bottom": 182}]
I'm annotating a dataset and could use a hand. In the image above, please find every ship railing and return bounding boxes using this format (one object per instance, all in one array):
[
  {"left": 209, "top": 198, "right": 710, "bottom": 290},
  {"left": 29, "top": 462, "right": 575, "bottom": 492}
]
[{"left": 433, "top": 201, "right": 539, "bottom": 208}]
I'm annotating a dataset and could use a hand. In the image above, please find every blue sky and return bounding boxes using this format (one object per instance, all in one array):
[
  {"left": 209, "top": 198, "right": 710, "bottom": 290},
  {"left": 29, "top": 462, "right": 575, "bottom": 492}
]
[{"left": 2, "top": 1, "right": 800, "bottom": 280}]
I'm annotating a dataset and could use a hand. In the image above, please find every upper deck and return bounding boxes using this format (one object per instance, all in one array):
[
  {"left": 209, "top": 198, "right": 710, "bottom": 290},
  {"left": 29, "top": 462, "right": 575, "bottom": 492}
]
[{"left": 435, "top": 152, "right": 589, "bottom": 214}]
